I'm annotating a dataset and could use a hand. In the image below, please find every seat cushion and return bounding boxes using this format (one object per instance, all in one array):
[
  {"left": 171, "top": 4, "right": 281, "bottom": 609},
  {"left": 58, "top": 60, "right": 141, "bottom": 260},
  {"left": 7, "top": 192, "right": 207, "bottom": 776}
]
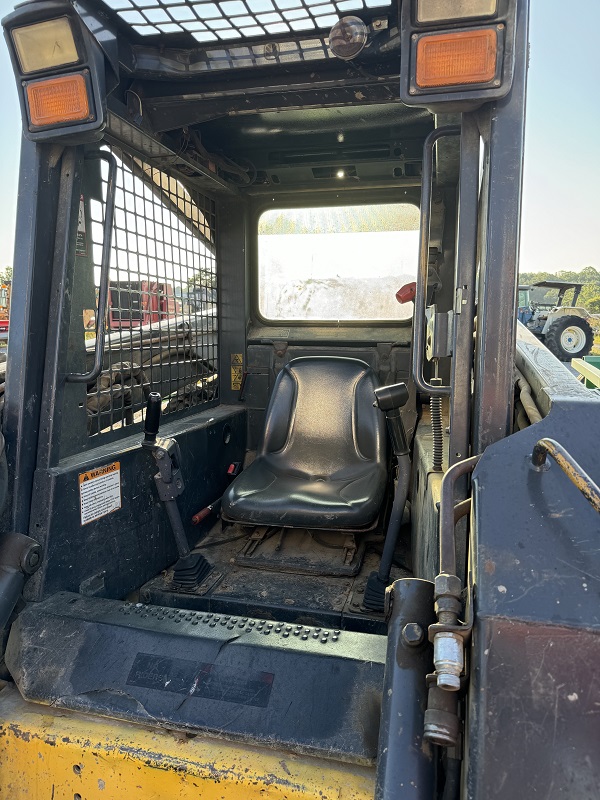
[
  {"left": 223, "top": 457, "right": 386, "bottom": 528},
  {"left": 222, "top": 356, "right": 387, "bottom": 529}
]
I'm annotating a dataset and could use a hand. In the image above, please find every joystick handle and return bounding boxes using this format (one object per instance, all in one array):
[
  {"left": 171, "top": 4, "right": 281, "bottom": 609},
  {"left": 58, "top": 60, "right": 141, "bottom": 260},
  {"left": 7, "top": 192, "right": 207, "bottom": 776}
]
[{"left": 144, "top": 392, "right": 162, "bottom": 444}]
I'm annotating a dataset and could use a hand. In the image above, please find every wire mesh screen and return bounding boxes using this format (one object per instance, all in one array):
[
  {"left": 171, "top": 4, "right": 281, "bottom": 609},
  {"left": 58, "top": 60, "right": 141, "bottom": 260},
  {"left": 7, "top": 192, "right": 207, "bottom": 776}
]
[
  {"left": 102, "top": 0, "right": 391, "bottom": 42},
  {"left": 86, "top": 144, "right": 218, "bottom": 438}
]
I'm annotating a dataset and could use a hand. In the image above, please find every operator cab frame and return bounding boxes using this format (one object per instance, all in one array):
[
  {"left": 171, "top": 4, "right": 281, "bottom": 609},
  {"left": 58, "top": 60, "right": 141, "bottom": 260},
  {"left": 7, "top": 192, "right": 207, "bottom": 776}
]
[{"left": 3, "top": 3, "right": 599, "bottom": 800}]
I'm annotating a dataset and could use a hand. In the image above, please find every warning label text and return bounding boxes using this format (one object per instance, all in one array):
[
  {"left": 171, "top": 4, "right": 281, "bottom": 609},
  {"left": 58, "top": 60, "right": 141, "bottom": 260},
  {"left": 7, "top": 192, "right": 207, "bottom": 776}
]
[{"left": 79, "top": 462, "right": 121, "bottom": 525}]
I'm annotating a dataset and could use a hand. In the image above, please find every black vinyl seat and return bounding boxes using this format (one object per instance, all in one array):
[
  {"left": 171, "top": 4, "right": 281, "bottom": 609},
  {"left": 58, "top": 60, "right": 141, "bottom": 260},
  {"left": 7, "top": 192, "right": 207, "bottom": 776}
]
[{"left": 222, "top": 356, "right": 387, "bottom": 529}]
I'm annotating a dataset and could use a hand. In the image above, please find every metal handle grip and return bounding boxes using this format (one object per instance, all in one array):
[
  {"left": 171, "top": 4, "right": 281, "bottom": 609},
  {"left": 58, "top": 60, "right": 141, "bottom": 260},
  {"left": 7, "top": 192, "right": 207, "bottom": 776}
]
[
  {"left": 412, "top": 126, "right": 460, "bottom": 398},
  {"left": 144, "top": 392, "right": 162, "bottom": 443},
  {"left": 66, "top": 149, "right": 117, "bottom": 384},
  {"left": 439, "top": 454, "right": 480, "bottom": 576},
  {"left": 374, "top": 382, "right": 410, "bottom": 457}
]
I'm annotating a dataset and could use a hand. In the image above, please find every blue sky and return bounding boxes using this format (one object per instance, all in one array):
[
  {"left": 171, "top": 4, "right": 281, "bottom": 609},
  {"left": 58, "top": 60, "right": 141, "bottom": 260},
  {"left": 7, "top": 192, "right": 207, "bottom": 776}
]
[{"left": 0, "top": 0, "right": 599, "bottom": 274}]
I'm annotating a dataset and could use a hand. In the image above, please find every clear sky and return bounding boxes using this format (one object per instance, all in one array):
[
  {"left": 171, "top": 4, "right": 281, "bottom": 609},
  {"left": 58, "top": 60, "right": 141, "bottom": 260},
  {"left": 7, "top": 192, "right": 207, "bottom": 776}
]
[{"left": 0, "top": 0, "right": 599, "bottom": 274}]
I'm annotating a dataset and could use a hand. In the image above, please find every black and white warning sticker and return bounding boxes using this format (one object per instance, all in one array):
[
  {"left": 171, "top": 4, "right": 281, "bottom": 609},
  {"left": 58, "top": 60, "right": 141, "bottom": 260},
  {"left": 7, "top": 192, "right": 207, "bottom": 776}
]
[{"left": 79, "top": 461, "right": 121, "bottom": 525}]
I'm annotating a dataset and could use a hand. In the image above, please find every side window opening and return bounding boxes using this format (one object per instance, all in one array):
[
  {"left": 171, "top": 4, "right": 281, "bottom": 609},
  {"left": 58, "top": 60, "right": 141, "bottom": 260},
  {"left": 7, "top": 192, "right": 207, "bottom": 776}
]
[
  {"left": 83, "top": 145, "right": 219, "bottom": 439},
  {"left": 257, "top": 203, "right": 420, "bottom": 323}
]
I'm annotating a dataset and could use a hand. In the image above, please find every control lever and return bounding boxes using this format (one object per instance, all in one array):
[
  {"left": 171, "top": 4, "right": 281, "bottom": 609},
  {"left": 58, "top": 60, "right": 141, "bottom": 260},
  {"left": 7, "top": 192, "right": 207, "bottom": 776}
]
[
  {"left": 143, "top": 393, "right": 211, "bottom": 589},
  {"left": 396, "top": 281, "right": 416, "bottom": 305},
  {"left": 364, "top": 383, "right": 410, "bottom": 612}
]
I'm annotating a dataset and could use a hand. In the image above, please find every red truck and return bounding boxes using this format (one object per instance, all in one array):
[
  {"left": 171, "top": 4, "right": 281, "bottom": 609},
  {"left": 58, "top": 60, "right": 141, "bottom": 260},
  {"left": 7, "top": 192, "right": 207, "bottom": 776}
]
[{"left": 108, "top": 280, "right": 179, "bottom": 329}]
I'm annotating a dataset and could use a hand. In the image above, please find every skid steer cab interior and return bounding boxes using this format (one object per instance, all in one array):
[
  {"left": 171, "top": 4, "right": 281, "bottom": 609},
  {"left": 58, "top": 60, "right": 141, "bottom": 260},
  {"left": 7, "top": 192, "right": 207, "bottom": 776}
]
[{"left": 0, "top": 1, "right": 599, "bottom": 798}]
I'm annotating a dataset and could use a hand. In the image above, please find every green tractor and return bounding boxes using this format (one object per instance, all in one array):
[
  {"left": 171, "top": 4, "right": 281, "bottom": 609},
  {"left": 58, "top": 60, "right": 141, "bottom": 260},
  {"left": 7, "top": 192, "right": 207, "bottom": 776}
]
[{"left": 517, "top": 279, "right": 595, "bottom": 360}]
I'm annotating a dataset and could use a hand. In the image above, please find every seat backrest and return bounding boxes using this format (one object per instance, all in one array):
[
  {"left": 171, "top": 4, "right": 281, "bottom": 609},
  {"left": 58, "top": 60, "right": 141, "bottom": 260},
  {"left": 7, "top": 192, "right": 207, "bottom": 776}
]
[{"left": 260, "top": 356, "right": 386, "bottom": 479}]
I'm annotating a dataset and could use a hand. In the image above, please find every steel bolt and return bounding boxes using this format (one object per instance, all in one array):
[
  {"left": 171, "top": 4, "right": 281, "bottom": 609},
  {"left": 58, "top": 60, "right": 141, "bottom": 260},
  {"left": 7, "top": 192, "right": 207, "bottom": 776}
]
[
  {"left": 402, "top": 622, "right": 425, "bottom": 646},
  {"left": 21, "top": 545, "right": 42, "bottom": 575},
  {"left": 434, "top": 573, "right": 462, "bottom": 600},
  {"left": 402, "top": 622, "right": 425, "bottom": 647}
]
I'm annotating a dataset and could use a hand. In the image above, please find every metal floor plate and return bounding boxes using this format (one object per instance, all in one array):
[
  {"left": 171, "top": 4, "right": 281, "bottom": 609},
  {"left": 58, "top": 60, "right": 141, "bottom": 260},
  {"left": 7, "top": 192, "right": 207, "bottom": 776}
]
[
  {"left": 139, "top": 522, "right": 410, "bottom": 633},
  {"left": 6, "top": 592, "right": 387, "bottom": 763}
]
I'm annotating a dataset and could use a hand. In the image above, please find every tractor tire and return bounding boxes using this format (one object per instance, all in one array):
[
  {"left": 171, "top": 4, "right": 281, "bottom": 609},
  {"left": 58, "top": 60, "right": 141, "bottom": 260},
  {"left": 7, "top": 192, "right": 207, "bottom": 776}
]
[{"left": 544, "top": 316, "right": 594, "bottom": 361}]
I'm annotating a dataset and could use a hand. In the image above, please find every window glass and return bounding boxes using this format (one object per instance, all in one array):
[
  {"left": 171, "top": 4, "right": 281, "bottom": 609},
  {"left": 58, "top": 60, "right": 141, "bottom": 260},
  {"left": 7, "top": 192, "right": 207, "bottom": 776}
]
[{"left": 258, "top": 203, "right": 420, "bottom": 321}]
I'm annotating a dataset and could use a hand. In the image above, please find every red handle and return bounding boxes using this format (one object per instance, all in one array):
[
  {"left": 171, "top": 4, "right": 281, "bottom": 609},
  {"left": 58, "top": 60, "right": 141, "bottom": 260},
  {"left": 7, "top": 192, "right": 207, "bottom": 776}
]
[
  {"left": 396, "top": 282, "right": 416, "bottom": 304},
  {"left": 192, "top": 507, "right": 212, "bottom": 525}
]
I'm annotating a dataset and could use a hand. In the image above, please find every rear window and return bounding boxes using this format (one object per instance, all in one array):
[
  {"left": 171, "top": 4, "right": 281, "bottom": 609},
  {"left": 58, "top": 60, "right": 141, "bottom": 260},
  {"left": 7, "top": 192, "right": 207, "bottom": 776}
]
[{"left": 258, "top": 203, "right": 420, "bottom": 322}]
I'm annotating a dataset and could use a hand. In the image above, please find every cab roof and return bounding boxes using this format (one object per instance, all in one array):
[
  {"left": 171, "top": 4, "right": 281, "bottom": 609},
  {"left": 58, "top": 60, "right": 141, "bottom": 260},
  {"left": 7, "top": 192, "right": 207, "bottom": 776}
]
[{"left": 99, "top": 0, "right": 393, "bottom": 46}]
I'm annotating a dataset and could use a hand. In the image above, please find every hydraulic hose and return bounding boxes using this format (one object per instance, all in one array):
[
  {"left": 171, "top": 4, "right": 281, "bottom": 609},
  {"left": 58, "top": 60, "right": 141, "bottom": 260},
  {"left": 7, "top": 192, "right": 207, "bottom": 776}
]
[
  {"left": 442, "top": 757, "right": 462, "bottom": 800},
  {"left": 377, "top": 453, "right": 411, "bottom": 583},
  {"left": 515, "top": 368, "right": 542, "bottom": 425}
]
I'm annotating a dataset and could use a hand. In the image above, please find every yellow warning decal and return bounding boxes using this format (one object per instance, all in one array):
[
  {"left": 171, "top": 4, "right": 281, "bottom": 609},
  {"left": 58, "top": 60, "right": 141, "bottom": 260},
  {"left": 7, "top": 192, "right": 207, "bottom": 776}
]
[
  {"left": 83, "top": 308, "right": 96, "bottom": 341},
  {"left": 231, "top": 367, "right": 243, "bottom": 390},
  {"left": 231, "top": 353, "right": 243, "bottom": 390},
  {"left": 79, "top": 461, "right": 121, "bottom": 525}
]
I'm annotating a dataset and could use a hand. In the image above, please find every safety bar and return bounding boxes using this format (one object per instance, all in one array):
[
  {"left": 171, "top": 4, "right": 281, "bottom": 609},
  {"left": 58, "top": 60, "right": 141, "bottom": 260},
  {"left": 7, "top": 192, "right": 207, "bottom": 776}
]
[
  {"left": 531, "top": 437, "right": 600, "bottom": 514},
  {"left": 412, "top": 125, "right": 460, "bottom": 397},
  {"left": 66, "top": 149, "right": 117, "bottom": 384}
]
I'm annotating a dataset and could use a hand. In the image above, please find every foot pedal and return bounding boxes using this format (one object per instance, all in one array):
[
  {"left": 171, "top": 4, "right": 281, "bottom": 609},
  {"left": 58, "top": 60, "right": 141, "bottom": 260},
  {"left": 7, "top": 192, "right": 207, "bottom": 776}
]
[
  {"left": 171, "top": 552, "right": 212, "bottom": 589},
  {"left": 363, "top": 570, "right": 387, "bottom": 612}
]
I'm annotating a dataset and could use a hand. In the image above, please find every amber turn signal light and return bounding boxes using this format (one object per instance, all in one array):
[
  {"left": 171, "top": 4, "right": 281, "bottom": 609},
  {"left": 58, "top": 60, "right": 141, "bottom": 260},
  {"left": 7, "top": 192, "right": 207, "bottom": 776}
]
[
  {"left": 26, "top": 73, "right": 91, "bottom": 128},
  {"left": 416, "top": 28, "right": 498, "bottom": 89}
]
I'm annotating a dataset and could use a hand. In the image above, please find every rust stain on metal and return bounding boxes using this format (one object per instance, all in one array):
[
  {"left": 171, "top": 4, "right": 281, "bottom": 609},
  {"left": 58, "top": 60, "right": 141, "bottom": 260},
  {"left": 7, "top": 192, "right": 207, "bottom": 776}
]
[{"left": 484, "top": 559, "right": 496, "bottom": 575}]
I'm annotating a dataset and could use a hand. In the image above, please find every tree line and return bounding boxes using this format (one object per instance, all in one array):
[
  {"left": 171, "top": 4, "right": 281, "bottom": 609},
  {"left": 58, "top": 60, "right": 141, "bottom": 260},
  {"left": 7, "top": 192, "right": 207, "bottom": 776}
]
[{"left": 519, "top": 266, "right": 600, "bottom": 313}]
